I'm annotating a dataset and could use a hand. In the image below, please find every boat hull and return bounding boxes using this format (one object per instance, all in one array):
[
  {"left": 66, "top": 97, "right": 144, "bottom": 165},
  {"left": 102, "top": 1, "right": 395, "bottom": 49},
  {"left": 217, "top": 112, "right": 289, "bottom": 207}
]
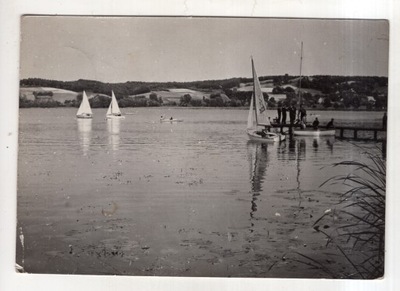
[
  {"left": 160, "top": 119, "right": 183, "bottom": 123},
  {"left": 293, "top": 129, "right": 336, "bottom": 136},
  {"left": 76, "top": 114, "right": 92, "bottom": 119},
  {"left": 247, "top": 129, "right": 286, "bottom": 142},
  {"left": 106, "top": 115, "right": 125, "bottom": 119}
]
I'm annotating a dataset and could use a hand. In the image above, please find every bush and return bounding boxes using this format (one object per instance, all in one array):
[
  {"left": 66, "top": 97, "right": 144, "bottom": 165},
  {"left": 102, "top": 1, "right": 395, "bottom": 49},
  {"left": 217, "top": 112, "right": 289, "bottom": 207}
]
[{"left": 189, "top": 99, "right": 203, "bottom": 107}]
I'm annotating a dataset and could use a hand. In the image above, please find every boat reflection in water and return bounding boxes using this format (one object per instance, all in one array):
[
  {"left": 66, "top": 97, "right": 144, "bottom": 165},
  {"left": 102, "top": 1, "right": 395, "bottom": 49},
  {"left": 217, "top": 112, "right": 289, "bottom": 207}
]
[
  {"left": 107, "top": 118, "right": 121, "bottom": 151},
  {"left": 247, "top": 141, "right": 269, "bottom": 232},
  {"left": 77, "top": 118, "right": 92, "bottom": 155}
]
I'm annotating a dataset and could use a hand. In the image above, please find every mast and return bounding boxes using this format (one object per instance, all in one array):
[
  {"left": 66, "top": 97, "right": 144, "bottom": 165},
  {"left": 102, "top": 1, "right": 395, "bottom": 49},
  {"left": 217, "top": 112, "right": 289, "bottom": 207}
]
[{"left": 298, "top": 42, "right": 303, "bottom": 106}]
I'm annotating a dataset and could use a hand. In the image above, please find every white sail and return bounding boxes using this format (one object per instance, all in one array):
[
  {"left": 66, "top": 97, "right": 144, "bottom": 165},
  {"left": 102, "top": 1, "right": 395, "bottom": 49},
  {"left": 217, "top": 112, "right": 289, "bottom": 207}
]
[
  {"left": 251, "top": 59, "right": 270, "bottom": 127},
  {"left": 247, "top": 93, "right": 254, "bottom": 130},
  {"left": 107, "top": 91, "right": 122, "bottom": 117},
  {"left": 76, "top": 91, "right": 92, "bottom": 117},
  {"left": 246, "top": 58, "right": 285, "bottom": 142}
]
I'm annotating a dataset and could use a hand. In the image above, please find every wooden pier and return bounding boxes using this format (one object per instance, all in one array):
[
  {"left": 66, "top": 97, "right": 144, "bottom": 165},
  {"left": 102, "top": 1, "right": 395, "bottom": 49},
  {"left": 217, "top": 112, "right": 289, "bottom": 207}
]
[
  {"left": 335, "top": 126, "right": 386, "bottom": 140},
  {"left": 335, "top": 126, "right": 386, "bottom": 141},
  {"left": 274, "top": 124, "right": 387, "bottom": 141}
]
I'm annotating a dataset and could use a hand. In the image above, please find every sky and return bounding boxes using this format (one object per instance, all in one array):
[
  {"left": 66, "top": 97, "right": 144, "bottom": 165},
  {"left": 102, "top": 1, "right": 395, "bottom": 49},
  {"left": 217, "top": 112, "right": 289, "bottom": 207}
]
[{"left": 20, "top": 16, "right": 389, "bottom": 83}]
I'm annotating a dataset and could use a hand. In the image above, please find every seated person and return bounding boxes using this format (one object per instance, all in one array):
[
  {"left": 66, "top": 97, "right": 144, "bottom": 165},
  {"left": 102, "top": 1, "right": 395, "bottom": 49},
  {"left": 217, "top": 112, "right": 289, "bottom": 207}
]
[
  {"left": 312, "top": 118, "right": 319, "bottom": 129},
  {"left": 257, "top": 127, "right": 271, "bottom": 137},
  {"left": 326, "top": 118, "right": 334, "bottom": 129}
]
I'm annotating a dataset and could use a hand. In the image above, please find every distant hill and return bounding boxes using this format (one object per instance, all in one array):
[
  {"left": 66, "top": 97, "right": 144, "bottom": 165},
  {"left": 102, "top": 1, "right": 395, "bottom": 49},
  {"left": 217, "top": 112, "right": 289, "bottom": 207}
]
[
  {"left": 20, "top": 87, "right": 79, "bottom": 102},
  {"left": 19, "top": 75, "right": 388, "bottom": 110}
]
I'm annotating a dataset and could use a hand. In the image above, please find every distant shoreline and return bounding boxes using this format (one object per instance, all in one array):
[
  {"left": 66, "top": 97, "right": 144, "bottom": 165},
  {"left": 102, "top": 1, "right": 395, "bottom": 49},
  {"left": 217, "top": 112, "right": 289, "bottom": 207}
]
[{"left": 18, "top": 106, "right": 387, "bottom": 113}]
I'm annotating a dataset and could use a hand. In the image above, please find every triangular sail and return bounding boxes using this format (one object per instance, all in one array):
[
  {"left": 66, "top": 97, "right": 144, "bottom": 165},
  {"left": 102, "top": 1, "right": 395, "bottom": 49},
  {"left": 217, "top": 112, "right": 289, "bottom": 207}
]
[
  {"left": 77, "top": 91, "right": 92, "bottom": 116},
  {"left": 111, "top": 91, "right": 121, "bottom": 115},
  {"left": 107, "top": 91, "right": 122, "bottom": 116},
  {"left": 247, "top": 94, "right": 254, "bottom": 129},
  {"left": 251, "top": 58, "right": 270, "bottom": 127}
]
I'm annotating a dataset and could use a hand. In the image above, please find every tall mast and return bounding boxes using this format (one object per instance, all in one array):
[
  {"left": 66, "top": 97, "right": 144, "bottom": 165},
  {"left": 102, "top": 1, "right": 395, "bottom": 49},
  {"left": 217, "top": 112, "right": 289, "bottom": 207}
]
[{"left": 298, "top": 42, "right": 303, "bottom": 106}]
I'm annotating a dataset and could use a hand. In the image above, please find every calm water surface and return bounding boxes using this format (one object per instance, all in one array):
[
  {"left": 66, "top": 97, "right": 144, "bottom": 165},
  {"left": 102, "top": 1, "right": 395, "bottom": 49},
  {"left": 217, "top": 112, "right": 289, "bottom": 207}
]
[{"left": 17, "top": 108, "right": 385, "bottom": 277}]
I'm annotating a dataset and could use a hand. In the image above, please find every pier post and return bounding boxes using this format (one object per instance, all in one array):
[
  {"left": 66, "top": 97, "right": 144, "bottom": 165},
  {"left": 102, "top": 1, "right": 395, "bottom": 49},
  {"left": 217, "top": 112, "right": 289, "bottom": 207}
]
[
  {"left": 340, "top": 128, "right": 344, "bottom": 138},
  {"left": 354, "top": 130, "right": 358, "bottom": 139},
  {"left": 374, "top": 130, "right": 378, "bottom": 141}
]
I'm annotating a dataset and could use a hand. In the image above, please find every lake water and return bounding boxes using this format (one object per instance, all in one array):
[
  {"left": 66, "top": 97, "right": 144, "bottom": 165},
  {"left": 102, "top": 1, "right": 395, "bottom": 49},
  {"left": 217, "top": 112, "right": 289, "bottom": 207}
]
[{"left": 17, "top": 108, "right": 385, "bottom": 278}]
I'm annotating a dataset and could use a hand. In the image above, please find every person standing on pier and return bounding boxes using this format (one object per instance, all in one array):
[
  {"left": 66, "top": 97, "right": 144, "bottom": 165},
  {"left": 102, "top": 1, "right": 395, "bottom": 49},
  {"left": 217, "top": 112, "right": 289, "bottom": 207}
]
[
  {"left": 277, "top": 102, "right": 282, "bottom": 124},
  {"left": 298, "top": 104, "right": 307, "bottom": 123},
  {"left": 289, "top": 105, "right": 296, "bottom": 125},
  {"left": 281, "top": 105, "right": 287, "bottom": 124}
]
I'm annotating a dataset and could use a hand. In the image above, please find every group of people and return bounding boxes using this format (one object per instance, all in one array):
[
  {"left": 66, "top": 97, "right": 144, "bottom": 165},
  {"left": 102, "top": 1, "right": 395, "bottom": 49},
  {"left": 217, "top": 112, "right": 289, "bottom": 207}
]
[
  {"left": 275, "top": 104, "right": 335, "bottom": 130},
  {"left": 276, "top": 104, "right": 298, "bottom": 126}
]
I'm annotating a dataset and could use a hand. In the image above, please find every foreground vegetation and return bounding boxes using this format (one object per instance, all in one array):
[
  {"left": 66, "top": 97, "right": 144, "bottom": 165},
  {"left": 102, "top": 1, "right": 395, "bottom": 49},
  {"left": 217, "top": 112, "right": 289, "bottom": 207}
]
[
  {"left": 20, "top": 75, "right": 387, "bottom": 110},
  {"left": 290, "top": 146, "right": 386, "bottom": 279}
]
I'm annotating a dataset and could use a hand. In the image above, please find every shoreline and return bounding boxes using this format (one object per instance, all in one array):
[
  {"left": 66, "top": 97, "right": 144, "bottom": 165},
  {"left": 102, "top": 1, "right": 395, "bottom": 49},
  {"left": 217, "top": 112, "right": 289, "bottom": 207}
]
[{"left": 18, "top": 106, "right": 387, "bottom": 112}]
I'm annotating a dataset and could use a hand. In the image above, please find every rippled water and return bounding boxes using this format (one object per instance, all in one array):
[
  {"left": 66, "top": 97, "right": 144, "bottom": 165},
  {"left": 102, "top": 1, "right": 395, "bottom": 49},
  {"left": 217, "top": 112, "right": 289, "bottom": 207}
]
[{"left": 17, "top": 108, "right": 385, "bottom": 277}]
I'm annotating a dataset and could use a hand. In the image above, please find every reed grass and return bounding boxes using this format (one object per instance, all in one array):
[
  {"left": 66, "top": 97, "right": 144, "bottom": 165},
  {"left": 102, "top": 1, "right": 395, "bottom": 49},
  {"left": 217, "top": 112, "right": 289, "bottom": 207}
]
[{"left": 294, "top": 146, "right": 386, "bottom": 279}]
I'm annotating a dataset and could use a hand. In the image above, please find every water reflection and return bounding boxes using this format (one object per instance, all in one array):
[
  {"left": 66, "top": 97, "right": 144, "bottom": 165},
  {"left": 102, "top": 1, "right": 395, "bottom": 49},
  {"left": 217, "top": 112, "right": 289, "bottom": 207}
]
[
  {"left": 286, "top": 137, "right": 306, "bottom": 160},
  {"left": 289, "top": 136, "right": 336, "bottom": 156},
  {"left": 77, "top": 119, "right": 92, "bottom": 154},
  {"left": 247, "top": 141, "right": 269, "bottom": 232},
  {"left": 107, "top": 119, "right": 121, "bottom": 151},
  {"left": 312, "top": 138, "right": 319, "bottom": 151}
]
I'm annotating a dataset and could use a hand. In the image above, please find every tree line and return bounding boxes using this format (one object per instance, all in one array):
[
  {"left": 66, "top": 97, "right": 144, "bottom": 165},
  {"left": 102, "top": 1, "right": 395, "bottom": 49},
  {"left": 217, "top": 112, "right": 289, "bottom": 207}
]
[{"left": 20, "top": 75, "right": 388, "bottom": 110}]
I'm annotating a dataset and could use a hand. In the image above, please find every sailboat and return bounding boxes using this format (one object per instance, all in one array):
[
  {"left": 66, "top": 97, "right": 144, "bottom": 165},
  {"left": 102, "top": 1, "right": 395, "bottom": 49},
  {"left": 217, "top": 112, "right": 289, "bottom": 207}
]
[
  {"left": 106, "top": 91, "right": 125, "bottom": 119},
  {"left": 76, "top": 91, "right": 93, "bottom": 119},
  {"left": 293, "top": 43, "right": 335, "bottom": 137},
  {"left": 246, "top": 58, "right": 285, "bottom": 142}
]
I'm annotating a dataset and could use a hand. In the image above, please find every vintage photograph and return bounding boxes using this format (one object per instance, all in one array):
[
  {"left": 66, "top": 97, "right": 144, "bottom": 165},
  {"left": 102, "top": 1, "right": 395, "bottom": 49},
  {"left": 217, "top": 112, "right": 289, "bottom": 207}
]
[{"left": 16, "top": 16, "right": 388, "bottom": 278}]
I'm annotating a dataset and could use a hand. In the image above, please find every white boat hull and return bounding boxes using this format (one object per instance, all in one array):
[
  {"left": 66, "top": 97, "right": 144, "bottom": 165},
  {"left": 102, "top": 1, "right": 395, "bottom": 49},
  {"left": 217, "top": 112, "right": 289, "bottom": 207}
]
[
  {"left": 293, "top": 129, "right": 336, "bottom": 136},
  {"left": 106, "top": 115, "right": 125, "bottom": 119},
  {"left": 247, "top": 129, "right": 286, "bottom": 142},
  {"left": 76, "top": 114, "right": 92, "bottom": 119},
  {"left": 160, "top": 119, "right": 183, "bottom": 123}
]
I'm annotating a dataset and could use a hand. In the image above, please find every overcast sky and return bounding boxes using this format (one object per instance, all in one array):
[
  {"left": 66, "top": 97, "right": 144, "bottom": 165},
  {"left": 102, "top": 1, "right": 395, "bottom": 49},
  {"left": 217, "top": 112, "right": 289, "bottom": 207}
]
[{"left": 20, "top": 16, "right": 389, "bottom": 83}]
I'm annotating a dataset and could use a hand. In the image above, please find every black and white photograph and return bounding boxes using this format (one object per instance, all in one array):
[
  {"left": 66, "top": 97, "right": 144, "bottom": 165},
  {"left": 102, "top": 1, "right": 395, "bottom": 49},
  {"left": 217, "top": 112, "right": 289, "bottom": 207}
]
[
  {"left": 3, "top": 1, "right": 400, "bottom": 290},
  {"left": 15, "top": 15, "right": 388, "bottom": 279}
]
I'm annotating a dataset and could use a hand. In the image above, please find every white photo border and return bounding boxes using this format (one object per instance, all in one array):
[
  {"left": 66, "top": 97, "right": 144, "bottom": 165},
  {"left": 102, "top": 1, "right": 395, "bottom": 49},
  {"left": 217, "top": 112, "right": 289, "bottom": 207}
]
[{"left": 1, "top": 1, "right": 399, "bottom": 291}]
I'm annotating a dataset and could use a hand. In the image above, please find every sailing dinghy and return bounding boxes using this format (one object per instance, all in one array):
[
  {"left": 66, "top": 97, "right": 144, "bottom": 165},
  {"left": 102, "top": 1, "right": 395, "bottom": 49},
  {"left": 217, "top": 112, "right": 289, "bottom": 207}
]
[
  {"left": 293, "top": 43, "right": 334, "bottom": 137},
  {"left": 106, "top": 91, "right": 125, "bottom": 119},
  {"left": 76, "top": 91, "right": 93, "bottom": 119},
  {"left": 160, "top": 117, "right": 183, "bottom": 123},
  {"left": 246, "top": 59, "right": 285, "bottom": 142}
]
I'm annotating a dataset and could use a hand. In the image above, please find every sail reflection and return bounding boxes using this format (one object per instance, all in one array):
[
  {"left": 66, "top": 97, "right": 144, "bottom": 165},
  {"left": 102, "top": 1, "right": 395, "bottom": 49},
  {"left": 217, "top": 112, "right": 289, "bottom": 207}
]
[
  {"left": 247, "top": 141, "right": 269, "bottom": 222},
  {"left": 107, "top": 119, "right": 121, "bottom": 151},
  {"left": 77, "top": 119, "right": 92, "bottom": 154}
]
